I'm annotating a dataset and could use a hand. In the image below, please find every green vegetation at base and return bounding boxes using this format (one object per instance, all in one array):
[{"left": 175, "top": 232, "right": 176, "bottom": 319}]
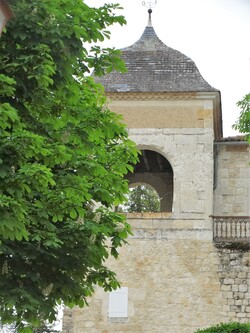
[{"left": 194, "top": 322, "right": 250, "bottom": 333}]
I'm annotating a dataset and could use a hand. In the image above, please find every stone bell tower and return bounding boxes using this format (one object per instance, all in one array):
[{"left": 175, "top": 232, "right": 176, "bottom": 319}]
[
  {"left": 62, "top": 8, "right": 250, "bottom": 333},
  {"left": 97, "top": 9, "right": 222, "bottom": 218}
]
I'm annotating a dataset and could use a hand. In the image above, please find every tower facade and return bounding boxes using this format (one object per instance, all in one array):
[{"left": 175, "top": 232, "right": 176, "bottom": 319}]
[{"left": 62, "top": 19, "right": 250, "bottom": 333}]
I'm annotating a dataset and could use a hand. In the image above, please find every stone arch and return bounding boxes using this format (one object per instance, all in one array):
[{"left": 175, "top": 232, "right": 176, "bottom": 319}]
[
  {"left": 128, "top": 182, "right": 159, "bottom": 193},
  {"left": 126, "top": 149, "right": 174, "bottom": 212},
  {"left": 137, "top": 144, "right": 175, "bottom": 170}
]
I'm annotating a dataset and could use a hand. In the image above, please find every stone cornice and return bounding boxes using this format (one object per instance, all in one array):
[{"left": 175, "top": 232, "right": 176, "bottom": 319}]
[{"left": 106, "top": 91, "right": 215, "bottom": 101}]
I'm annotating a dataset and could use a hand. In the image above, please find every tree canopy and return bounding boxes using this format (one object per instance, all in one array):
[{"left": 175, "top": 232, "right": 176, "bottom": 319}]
[
  {"left": 0, "top": 0, "right": 138, "bottom": 331},
  {"left": 233, "top": 93, "right": 250, "bottom": 142},
  {"left": 123, "top": 185, "right": 160, "bottom": 213}
]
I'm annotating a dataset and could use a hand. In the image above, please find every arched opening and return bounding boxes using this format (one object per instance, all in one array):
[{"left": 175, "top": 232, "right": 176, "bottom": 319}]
[{"left": 126, "top": 150, "right": 174, "bottom": 212}]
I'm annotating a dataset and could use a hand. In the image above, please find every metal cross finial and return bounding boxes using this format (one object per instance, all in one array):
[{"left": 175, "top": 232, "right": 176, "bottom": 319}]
[{"left": 142, "top": 0, "right": 157, "bottom": 10}]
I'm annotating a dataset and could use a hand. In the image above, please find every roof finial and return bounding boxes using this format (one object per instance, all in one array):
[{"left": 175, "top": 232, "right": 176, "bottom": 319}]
[
  {"left": 148, "top": 9, "right": 152, "bottom": 27},
  {"left": 142, "top": 1, "right": 157, "bottom": 26}
]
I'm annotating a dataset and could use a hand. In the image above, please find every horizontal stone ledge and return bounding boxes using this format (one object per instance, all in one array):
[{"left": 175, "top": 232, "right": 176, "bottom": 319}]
[
  {"left": 129, "top": 229, "right": 213, "bottom": 240},
  {"left": 214, "top": 240, "right": 250, "bottom": 250},
  {"left": 125, "top": 212, "right": 173, "bottom": 219},
  {"left": 127, "top": 219, "right": 213, "bottom": 231},
  {"left": 125, "top": 212, "right": 209, "bottom": 220},
  {"left": 211, "top": 216, "right": 250, "bottom": 219}
]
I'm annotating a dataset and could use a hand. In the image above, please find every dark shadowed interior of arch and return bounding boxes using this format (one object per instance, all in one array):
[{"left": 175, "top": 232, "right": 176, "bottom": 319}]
[{"left": 126, "top": 150, "right": 174, "bottom": 212}]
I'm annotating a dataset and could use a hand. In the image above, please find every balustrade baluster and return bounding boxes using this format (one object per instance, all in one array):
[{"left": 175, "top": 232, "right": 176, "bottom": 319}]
[
  {"left": 230, "top": 219, "right": 233, "bottom": 240},
  {"left": 225, "top": 220, "right": 228, "bottom": 239},
  {"left": 215, "top": 220, "right": 219, "bottom": 240},
  {"left": 244, "top": 220, "right": 247, "bottom": 238}
]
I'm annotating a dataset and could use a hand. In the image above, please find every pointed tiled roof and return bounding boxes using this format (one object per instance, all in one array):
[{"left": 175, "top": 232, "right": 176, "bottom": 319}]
[{"left": 95, "top": 25, "right": 218, "bottom": 93}]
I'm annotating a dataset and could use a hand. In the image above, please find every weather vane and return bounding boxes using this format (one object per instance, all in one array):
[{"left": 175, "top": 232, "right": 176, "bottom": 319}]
[{"left": 142, "top": 0, "right": 157, "bottom": 10}]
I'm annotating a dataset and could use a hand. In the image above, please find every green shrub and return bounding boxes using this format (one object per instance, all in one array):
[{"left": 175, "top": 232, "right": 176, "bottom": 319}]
[{"left": 194, "top": 322, "right": 250, "bottom": 333}]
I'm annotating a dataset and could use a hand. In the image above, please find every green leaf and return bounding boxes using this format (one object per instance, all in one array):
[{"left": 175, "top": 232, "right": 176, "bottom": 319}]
[{"left": 70, "top": 209, "right": 78, "bottom": 219}]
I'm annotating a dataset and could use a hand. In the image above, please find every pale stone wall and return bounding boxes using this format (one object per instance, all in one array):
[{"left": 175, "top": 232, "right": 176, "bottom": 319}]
[
  {"left": 128, "top": 127, "right": 214, "bottom": 219},
  {"left": 213, "top": 143, "right": 250, "bottom": 216},
  {"left": 61, "top": 93, "right": 250, "bottom": 332},
  {"left": 62, "top": 216, "right": 226, "bottom": 333},
  {"left": 218, "top": 249, "right": 250, "bottom": 322},
  {"left": 63, "top": 218, "right": 250, "bottom": 333},
  {"left": 62, "top": 92, "right": 223, "bottom": 332},
  {"left": 108, "top": 92, "right": 216, "bottom": 218},
  {"left": 107, "top": 92, "right": 219, "bottom": 136}
]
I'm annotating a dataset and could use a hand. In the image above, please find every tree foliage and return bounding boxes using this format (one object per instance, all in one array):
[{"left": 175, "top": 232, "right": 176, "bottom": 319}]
[
  {"left": 233, "top": 93, "right": 250, "bottom": 142},
  {"left": 194, "top": 322, "right": 250, "bottom": 333},
  {"left": 123, "top": 185, "right": 160, "bottom": 213},
  {"left": 0, "top": 321, "right": 59, "bottom": 333},
  {"left": 0, "top": 0, "right": 138, "bottom": 331}
]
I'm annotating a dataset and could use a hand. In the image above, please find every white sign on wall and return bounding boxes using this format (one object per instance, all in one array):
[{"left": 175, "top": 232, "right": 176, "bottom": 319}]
[{"left": 108, "top": 287, "right": 128, "bottom": 318}]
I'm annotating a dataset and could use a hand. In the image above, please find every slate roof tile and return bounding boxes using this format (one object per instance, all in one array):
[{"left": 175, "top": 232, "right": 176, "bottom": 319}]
[{"left": 95, "top": 26, "right": 218, "bottom": 93}]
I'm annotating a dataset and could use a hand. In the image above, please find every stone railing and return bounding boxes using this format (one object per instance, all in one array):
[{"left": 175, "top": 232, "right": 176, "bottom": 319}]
[{"left": 213, "top": 216, "right": 250, "bottom": 249}]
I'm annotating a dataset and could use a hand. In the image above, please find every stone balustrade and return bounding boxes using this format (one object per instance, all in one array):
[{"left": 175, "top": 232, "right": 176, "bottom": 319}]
[{"left": 213, "top": 216, "right": 250, "bottom": 249}]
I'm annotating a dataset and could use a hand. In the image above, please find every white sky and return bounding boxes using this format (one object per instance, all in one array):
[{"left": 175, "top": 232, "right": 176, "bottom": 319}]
[{"left": 86, "top": 0, "right": 250, "bottom": 137}]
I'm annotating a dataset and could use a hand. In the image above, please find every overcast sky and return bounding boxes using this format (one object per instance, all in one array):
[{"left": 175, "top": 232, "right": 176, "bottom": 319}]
[{"left": 86, "top": 0, "right": 250, "bottom": 137}]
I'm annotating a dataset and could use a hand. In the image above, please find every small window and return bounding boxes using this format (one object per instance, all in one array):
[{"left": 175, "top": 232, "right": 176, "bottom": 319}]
[{"left": 108, "top": 287, "right": 128, "bottom": 318}]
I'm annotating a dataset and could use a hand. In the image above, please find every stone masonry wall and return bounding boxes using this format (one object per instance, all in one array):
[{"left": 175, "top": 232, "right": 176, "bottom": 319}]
[
  {"left": 62, "top": 101, "right": 219, "bottom": 332},
  {"left": 62, "top": 219, "right": 250, "bottom": 333},
  {"left": 128, "top": 127, "right": 214, "bottom": 219},
  {"left": 213, "top": 143, "right": 250, "bottom": 216},
  {"left": 62, "top": 217, "right": 226, "bottom": 333},
  {"left": 62, "top": 96, "right": 250, "bottom": 332},
  {"left": 108, "top": 93, "right": 216, "bottom": 132},
  {"left": 218, "top": 248, "right": 250, "bottom": 322}
]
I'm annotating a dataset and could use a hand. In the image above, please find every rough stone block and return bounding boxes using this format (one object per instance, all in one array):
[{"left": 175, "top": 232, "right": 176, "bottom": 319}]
[
  {"left": 224, "top": 278, "right": 234, "bottom": 285},
  {"left": 238, "top": 272, "right": 247, "bottom": 279},
  {"left": 232, "top": 285, "right": 239, "bottom": 292},
  {"left": 221, "top": 285, "right": 232, "bottom": 291},
  {"left": 239, "top": 285, "right": 248, "bottom": 292}
]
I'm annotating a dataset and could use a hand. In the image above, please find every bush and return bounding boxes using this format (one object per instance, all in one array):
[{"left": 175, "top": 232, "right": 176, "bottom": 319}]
[{"left": 194, "top": 322, "right": 250, "bottom": 333}]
